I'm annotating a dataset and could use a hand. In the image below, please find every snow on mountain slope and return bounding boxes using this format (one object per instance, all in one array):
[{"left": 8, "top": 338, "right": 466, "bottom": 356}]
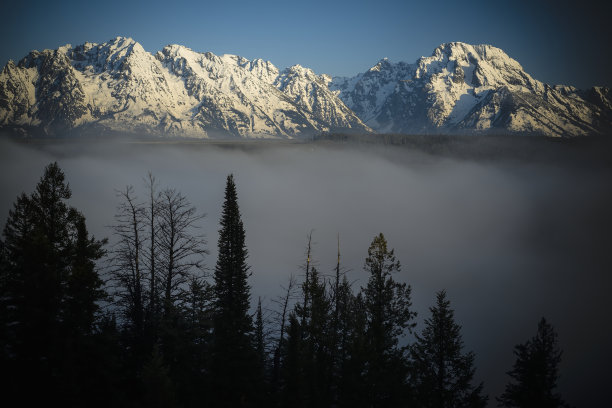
[
  {"left": 2, "top": 39, "right": 609, "bottom": 138},
  {"left": 0, "top": 37, "right": 369, "bottom": 138},
  {"left": 331, "top": 42, "right": 612, "bottom": 137}
]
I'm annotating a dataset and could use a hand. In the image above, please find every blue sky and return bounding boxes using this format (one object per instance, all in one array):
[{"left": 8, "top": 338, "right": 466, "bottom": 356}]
[{"left": 1, "top": 0, "right": 610, "bottom": 88}]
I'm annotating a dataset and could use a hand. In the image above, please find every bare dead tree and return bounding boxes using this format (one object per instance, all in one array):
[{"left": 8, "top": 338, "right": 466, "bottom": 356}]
[
  {"left": 334, "top": 233, "right": 341, "bottom": 324},
  {"left": 140, "top": 173, "right": 163, "bottom": 326},
  {"left": 271, "top": 274, "right": 298, "bottom": 387},
  {"left": 157, "top": 188, "right": 208, "bottom": 314},
  {"left": 108, "top": 185, "right": 147, "bottom": 335}
]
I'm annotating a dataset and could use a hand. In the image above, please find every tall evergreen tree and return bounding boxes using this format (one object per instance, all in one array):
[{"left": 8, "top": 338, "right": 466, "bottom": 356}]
[
  {"left": 179, "top": 275, "right": 214, "bottom": 407},
  {"left": 65, "top": 213, "right": 107, "bottom": 337},
  {"left": 255, "top": 297, "right": 266, "bottom": 373},
  {"left": 300, "top": 231, "right": 314, "bottom": 329},
  {"left": 337, "top": 291, "right": 369, "bottom": 408},
  {"left": 498, "top": 318, "right": 567, "bottom": 408},
  {"left": 0, "top": 162, "right": 107, "bottom": 404},
  {"left": 211, "top": 174, "right": 257, "bottom": 407},
  {"left": 410, "top": 290, "right": 487, "bottom": 408},
  {"left": 362, "top": 233, "right": 416, "bottom": 407},
  {"left": 293, "top": 266, "right": 334, "bottom": 407},
  {"left": 282, "top": 313, "right": 304, "bottom": 408}
]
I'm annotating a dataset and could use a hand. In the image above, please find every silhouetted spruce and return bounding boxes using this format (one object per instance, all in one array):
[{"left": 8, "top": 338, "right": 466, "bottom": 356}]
[
  {"left": 410, "top": 290, "right": 487, "bottom": 408},
  {"left": 0, "top": 162, "right": 107, "bottom": 405},
  {"left": 498, "top": 318, "right": 568, "bottom": 408},
  {"left": 211, "top": 174, "right": 258, "bottom": 407},
  {"left": 254, "top": 296, "right": 272, "bottom": 407},
  {"left": 255, "top": 297, "right": 266, "bottom": 373},
  {"left": 282, "top": 313, "right": 303, "bottom": 407},
  {"left": 295, "top": 266, "right": 334, "bottom": 407},
  {"left": 336, "top": 290, "right": 369, "bottom": 408},
  {"left": 362, "top": 233, "right": 416, "bottom": 407},
  {"left": 177, "top": 275, "right": 214, "bottom": 407}
]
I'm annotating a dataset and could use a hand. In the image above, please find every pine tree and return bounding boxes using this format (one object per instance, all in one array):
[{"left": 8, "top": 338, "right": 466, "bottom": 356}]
[
  {"left": 65, "top": 213, "right": 107, "bottom": 337},
  {"left": 179, "top": 275, "right": 214, "bottom": 407},
  {"left": 410, "top": 290, "right": 487, "bottom": 408},
  {"left": 0, "top": 162, "right": 107, "bottom": 404},
  {"left": 300, "top": 231, "right": 314, "bottom": 329},
  {"left": 337, "top": 291, "right": 369, "bottom": 408},
  {"left": 297, "top": 266, "right": 333, "bottom": 407},
  {"left": 184, "top": 275, "right": 214, "bottom": 346},
  {"left": 255, "top": 297, "right": 266, "bottom": 372},
  {"left": 254, "top": 297, "right": 272, "bottom": 407},
  {"left": 498, "top": 318, "right": 567, "bottom": 408},
  {"left": 211, "top": 174, "right": 257, "bottom": 407},
  {"left": 282, "top": 313, "right": 304, "bottom": 408},
  {"left": 362, "top": 233, "right": 416, "bottom": 407}
]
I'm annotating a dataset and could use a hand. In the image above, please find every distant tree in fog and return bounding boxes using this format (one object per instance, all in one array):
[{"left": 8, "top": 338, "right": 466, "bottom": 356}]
[
  {"left": 362, "top": 232, "right": 416, "bottom": 407},
  {"left": 410, "top": 290, "right": 487, "bottom": 408},
  {"left": 498, "top": 318, "right": 568, "bottom": 408}
]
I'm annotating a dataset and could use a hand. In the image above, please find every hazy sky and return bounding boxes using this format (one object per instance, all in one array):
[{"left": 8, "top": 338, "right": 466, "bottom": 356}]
[
  {"left": 1, "top": 138, "right": 610, "bottom": 406},
  {"left": 1, "top": 0, "right": 610, "bottom": 88}
]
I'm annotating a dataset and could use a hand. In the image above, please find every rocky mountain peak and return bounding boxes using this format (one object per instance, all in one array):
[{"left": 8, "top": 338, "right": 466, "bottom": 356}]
[
  {"left": 331, "top": 42, "right": 611, "bottom": 137},
  {"left": 0, "top": 36, "right": 368, "bottom": 138},
  {"left": 369, "top": 57, "right": 392, "bottom": 72},
  {"left": 1, "top": 38, "right": 609, "bottom": 138}
]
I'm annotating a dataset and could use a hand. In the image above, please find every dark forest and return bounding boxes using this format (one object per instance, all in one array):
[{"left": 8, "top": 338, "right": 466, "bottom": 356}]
[{"left": 0, "top": 160, "right": 574, "bottom": 407}]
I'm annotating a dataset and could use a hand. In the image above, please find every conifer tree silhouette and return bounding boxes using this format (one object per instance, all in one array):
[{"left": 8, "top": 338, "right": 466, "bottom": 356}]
[
  {"left": 410, "top": 290, "right": 487, "bottom": 408},
  {"left": 211, "top": 174, "right": 257, "bottom": 407},
  {"left": 0, "top": 162, "right": 106, "bottom": 404},
  {"left": 498, "top": 317, "right": 567, "bottom": 408}
]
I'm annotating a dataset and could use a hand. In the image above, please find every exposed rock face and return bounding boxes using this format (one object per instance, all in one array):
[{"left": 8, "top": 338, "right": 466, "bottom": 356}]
[
  {"left": 2, "top": 39, "right": 609, "bottom": 138},
  {"left": 331, "top": 42, "right": 612, "bottom": 137},
  {"left": 0, "top": 37, "right": 369, "bottom": 138}
]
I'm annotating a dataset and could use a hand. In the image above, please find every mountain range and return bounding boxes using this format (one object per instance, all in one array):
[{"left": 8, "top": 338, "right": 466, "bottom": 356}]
[{"left": 1, "top": 37, "right": 610, "bottom": 138}]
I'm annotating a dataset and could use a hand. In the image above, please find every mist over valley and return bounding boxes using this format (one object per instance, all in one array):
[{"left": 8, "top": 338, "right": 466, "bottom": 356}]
[{"left": 1, "top": 135, "right": 610, "bottom": 406}]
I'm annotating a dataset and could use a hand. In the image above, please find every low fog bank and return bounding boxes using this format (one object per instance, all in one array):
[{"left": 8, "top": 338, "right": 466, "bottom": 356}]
[{"left": 1, "top": 136, "right": 611, "bottom": 406}]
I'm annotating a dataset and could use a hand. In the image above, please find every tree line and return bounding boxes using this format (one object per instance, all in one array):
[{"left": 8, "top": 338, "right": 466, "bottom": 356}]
[{"left": 0, "top": 162, "right": 570, "bottom": 407}]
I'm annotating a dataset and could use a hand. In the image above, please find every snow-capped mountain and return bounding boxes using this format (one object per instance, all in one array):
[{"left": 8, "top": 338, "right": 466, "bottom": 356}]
[
  {"left": 0, "top": 37, "right": 369, "bottom": 138},
  {"left": 1, "top": 39, "right": 610, "bottom": 138},
  {"left": 331, "top": 42, "right": 612, "bottom": 137}
]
